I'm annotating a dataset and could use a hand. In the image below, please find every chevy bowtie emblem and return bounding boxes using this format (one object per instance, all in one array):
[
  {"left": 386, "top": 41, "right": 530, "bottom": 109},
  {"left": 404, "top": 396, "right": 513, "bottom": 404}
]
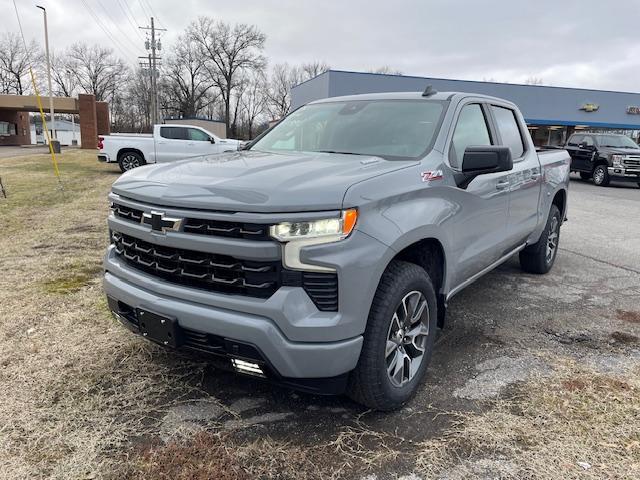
[
  {"left": 141, "top": 211, "right": 182, "bottom": 233},
  {"left": 580, "top": 103, "right": 599, "bottom": 112}
]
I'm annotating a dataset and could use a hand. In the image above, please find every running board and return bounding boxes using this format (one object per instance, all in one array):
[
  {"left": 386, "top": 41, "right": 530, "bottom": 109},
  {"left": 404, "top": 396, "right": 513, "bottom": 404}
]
[{"left": 445, "top": 243, "right": 527, "bottom": 303}]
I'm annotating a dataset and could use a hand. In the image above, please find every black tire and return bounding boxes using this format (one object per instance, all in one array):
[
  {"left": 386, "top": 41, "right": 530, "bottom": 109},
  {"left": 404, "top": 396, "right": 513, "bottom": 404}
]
[
  {"left": 118, "top": 151, "right": 145, "bottom": 172},
  {"left": 519, "top": 204, "right": 561, "bottom": 274},
  {"left": 592, "top": 164, "right": 610, "bottom": 186},
  {"left": 579, "top": 172, "right": 591, "bottom": 180},
  {"left": 348, "top": 260, "right": 437, "bottom": 411}
]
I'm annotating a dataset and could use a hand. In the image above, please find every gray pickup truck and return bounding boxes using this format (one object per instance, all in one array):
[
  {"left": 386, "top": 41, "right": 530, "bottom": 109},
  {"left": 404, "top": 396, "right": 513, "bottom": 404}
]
[{"left": 103, "top": 89, "right": 570, "bottom": 410}]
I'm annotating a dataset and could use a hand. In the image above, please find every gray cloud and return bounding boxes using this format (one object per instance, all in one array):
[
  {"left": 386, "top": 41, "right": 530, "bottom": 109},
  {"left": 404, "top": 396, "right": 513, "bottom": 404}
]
[{"left": 5, "top": 0, "right": 640, "bottom": 91}]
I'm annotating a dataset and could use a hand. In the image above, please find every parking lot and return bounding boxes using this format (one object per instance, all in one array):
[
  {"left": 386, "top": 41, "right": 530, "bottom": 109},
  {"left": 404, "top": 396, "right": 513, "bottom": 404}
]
[{"left": 0, "top": 151, "right": 638, "bottom": 479}]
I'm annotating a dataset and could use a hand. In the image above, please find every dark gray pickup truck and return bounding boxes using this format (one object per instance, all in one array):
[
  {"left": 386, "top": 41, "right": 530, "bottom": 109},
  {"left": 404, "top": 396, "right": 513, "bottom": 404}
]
[{"left": 103, "top": 90, "right": 570, "bottom": 410}]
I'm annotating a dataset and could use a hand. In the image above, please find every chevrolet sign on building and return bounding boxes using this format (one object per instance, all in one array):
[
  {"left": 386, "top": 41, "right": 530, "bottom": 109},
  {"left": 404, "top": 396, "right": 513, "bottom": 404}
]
[{"left": 580, "top": 103, "right": 599, "bottom": 112}]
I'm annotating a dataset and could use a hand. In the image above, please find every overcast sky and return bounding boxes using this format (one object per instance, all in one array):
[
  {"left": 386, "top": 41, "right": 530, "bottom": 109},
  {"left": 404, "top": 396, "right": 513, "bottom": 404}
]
[{"left": 5, "top": 0, "right": 640, "bottom": 92}]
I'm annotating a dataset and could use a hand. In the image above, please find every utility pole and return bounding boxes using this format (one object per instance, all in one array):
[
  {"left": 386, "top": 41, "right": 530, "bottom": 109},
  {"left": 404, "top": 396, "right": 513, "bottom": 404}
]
[
  {"left": 36, "top": 5, "right": 59, "bottom": 153},
  {"left": 140, "top": 18, "right": 166, "bottom": 126}
]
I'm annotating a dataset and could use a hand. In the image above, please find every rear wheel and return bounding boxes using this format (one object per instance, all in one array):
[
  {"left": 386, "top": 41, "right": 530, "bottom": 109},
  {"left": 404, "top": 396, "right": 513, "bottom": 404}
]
[
  {"left": 579, "top": 172, "right": 591, "bottom": 180},
  {"left": 592, "top": 164, "right": 610, "bottom": 186},
  {"left": 519, "top": 204, "right": 561, "bottom": 274},
  {"left": 348, "top": 260, "right": 437, "bottom": 411},
  {"left": 118, "top": 151, "right": 145, "bottom": 172}
]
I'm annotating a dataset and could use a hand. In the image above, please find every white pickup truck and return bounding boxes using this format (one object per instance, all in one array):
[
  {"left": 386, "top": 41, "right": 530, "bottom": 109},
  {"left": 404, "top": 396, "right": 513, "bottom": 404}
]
[{"left": 97, "top": 124, "right": 241, "bottom": 172}]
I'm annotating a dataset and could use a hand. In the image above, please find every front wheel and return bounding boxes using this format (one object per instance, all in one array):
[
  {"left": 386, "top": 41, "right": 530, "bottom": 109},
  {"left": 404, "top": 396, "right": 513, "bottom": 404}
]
[
  {"left": 592, "top": 164, "right": 610, "bottom": 186},
  {"left": 348, "top": 260, "right": 437, "bottom": 411},
  {"left": 519, "top": 204, "right": 561, "bottom": 274},
  {"left": 118, "top": 151, "right": 145, "bottom": 172}
]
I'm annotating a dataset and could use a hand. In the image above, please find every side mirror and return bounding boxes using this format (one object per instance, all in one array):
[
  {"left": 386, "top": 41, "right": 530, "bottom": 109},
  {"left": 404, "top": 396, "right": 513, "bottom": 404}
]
[
  {"left": 461, "top": 146, "right": 513, "bottom": 175},
  {"left": 210, "top": 137, "right": 216, "bottom": 144}
]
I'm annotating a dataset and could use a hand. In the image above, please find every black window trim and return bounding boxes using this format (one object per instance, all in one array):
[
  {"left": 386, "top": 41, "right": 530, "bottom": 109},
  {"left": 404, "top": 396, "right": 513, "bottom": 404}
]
[
  {"left": 446, "top": 101, "right": 496, "bottom": 171},
  {"left": 487, "top": 103, "right": 528, "bottom": 162}
]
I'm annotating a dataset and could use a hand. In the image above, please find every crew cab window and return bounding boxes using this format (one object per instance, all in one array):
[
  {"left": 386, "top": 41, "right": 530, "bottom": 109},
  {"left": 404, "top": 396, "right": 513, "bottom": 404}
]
[
  {"left": 491, "top": 106, "right": 525, "bottom": 159},
  {"left": 450, "top": 104, "right": 492, "bottom": 168},
  {"left": 160, "top": 127, "right": 188, "bottom": 140},
  {"left": 188, "top": 128, "right": 211, "bottom": 142},
  {"left": 567, "top": 135, "right": 583, "bottom": 146}
]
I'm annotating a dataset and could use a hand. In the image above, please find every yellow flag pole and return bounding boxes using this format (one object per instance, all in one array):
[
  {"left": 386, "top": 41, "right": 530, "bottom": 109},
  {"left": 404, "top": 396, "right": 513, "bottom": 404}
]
[{"left": 28, "top": 66, "right": 61, "bottom": 181}]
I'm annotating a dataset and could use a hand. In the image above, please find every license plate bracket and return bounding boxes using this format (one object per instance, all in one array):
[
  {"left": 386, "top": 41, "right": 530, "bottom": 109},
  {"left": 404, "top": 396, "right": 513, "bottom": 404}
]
[{"left": 137, "top": 309, "right": 180, "bottom": 348}]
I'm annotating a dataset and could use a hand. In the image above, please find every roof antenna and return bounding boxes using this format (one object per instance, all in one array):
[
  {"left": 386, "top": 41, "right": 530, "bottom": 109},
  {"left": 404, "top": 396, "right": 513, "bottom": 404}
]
[{"left": 422, "top": 84, "right": 437, "bottom": 97}]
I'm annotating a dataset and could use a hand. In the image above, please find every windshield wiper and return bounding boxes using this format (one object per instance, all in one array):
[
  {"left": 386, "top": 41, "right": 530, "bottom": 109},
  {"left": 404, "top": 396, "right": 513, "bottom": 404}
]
[{"left": 313, "top": 150, "right": 367, "bottom": 156}]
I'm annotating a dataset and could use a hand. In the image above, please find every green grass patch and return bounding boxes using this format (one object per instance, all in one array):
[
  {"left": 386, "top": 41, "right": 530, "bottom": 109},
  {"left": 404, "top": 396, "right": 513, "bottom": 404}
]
[{"left": 41, "top": 262, "right": 103, "bottom": 294}]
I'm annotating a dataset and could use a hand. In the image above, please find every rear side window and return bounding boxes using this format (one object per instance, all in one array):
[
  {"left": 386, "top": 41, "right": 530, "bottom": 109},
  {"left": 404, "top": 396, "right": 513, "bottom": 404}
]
[
  {"left": 491, "top": 106, "right": 525, "bottom": 159},
  {"left": 450, "top": 104, "right": 492, "bottom": 169},
  {"left": 160, "top": 127, "right": 188, "bottom": 140},
  {"left": 567, "top": 134, "right": 583, "bottom": 146}
]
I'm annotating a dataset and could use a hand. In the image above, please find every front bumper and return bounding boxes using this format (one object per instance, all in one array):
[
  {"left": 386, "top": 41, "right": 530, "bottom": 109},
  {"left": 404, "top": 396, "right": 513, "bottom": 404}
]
[{"left": 608, "top": 167, "right": 640, "bottom": 183}]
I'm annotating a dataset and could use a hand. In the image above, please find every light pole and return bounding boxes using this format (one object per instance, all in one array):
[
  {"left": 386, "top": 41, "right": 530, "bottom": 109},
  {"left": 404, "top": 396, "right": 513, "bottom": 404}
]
[{"left": 36, "top": 5, "right": 59, "bottom": 152}]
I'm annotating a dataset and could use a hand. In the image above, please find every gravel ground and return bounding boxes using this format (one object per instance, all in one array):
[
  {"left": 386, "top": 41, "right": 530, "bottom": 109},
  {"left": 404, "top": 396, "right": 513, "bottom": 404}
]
[{"left": 1, "top": 154, "right": 638, "bottom": 479}]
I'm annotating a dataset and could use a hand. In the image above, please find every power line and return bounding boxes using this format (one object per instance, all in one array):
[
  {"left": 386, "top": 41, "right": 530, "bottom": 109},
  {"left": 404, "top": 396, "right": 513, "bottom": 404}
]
[
  {"left": 141, "top": 0, "right": 166, "bottom": 28},
  {"left": 137, "top": 0, "right": 151, "bottom": 20},
  {"left": 77, "top": 0, "right": 140, "bottom": 60},
  {"left": 120, "top": 0, "right": 145, "bottom": 39},
  {"left": 94, "top": 0, "right": 144, "bottom": 52}
]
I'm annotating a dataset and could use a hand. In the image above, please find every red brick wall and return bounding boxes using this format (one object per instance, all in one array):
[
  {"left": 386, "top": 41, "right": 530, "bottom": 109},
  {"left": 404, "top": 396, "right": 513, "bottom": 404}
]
[
  {"left": 96, "top": 101, "right": 110, "bottom": 135},
  {"left": 78, "top": 94, "right": 97, "bottom": 149},
  {"left": 0, "top": 110, "right": 30, "bottom": 146}
]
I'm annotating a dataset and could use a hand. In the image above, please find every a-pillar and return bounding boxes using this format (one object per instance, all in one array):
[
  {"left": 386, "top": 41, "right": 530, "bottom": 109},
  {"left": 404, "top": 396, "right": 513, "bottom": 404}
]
[{"left": 78, "top": 93, "right": 97, "bottom": 149}]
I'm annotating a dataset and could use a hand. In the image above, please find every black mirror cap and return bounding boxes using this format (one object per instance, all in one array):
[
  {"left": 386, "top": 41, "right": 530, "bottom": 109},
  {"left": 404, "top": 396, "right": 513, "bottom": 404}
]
[
  {"left": 461, "top": 146, "right": 513, "bottom": 175},
  {"left": 210, "top": 137, "right": 216, "bottom": 144}
]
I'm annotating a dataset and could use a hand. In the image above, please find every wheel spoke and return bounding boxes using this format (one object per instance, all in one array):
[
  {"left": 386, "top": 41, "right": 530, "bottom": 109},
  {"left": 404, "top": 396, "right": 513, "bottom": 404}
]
[
  {"left": 410, "top": 299, "right": 427, "bottom": 324},
  {"left": 385, "top": 340, "right": 398, "bottom": 358}
]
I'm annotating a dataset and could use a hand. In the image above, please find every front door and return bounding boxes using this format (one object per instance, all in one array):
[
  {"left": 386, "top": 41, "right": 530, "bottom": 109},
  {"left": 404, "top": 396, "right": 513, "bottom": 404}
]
[
  {"left": 572, "top": 135, "right": 596, "bottom": 172},
  {"left": 448, "top": 102, "right": 511, "bottom": 286},
  {"left": 186, "top": 127, "right": 219, "bottom": 155}
]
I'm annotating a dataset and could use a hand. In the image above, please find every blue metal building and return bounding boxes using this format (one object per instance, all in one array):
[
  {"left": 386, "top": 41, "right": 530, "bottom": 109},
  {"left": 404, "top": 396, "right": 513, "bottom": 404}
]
[{"left": 291, "top": 70, "right": 640, "bottom": 145}]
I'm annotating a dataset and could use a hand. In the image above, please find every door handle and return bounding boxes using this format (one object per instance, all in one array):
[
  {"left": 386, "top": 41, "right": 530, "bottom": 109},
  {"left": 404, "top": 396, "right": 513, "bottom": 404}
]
[{"left": 496, "top": 180, "right": 510, "bottom": 190}]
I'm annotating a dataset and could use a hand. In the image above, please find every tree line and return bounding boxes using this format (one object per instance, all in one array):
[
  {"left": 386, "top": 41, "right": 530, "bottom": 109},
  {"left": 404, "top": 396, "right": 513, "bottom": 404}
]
[{"left": 0, "top": 18, "right": 335, "bottom": 139}]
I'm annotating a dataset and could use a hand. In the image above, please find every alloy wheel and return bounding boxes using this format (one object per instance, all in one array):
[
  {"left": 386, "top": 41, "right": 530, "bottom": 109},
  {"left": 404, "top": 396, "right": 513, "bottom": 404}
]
[
  {"left": 122, "top": 154, "right": 140, "bottom": 171},
  {"left": 385, "top": 290, "right": 430, "bottom": 388},
  {"left": 546, "top": 216, "right": 559, "bottom": 263},
  {"left": 593, "top": 166, "right": 605, "bottom": 185}
]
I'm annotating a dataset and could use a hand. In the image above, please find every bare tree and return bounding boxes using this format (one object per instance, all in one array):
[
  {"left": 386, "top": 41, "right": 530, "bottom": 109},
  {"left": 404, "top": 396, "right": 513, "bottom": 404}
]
[
  {"left": 265, "top": 61, "right": 330, "bottom": 120},
  {"left": 524, "top": 76, "right": 544, "bottom": 85},
  {"left": 368, "top": 66, "right": 403, "bottom": 75},
  {"left": 301, "top": 61, "right": 330, "bottom": 80},
  {"left": 189, "top": 17, "right": 266, "bottom": 137},
  {"left": 66, "top": 43, "right": 129, "bottom": 102},
  {"left": 0, "top": 32, "right": 40, "bottom": 95},
  {"left": 161, "top": 34, "right": 216, "bottom": 118},
  {"left": 239, "top": 70, "right": 267, "bottom": 139},
  {"left": 50, "top": 53, "right": 77, "bottom": 97}
]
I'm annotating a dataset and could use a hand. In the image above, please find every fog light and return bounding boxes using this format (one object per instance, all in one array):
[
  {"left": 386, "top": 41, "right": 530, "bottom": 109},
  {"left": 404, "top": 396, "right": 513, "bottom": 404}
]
[{"left": 231, "top": 358, "right": 265, "bottom": 377}]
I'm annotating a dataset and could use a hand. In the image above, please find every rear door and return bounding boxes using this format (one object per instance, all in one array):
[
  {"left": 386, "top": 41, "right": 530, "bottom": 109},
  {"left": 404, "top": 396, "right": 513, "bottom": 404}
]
[
  {"left": 447, "top": 101, "right": 511, "bottom": 286},
  {"left": 155, "top": 126, "right": 190, "bottom": 162},
  {"left": 488, "top": 104, "right": 542, "bottom": 246}
]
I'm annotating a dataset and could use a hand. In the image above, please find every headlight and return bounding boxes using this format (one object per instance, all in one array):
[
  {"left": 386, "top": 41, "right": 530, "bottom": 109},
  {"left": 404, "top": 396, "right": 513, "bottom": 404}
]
[
  {"left": 270, "top": 209, "right": 358, "bottom": 243},
  {"left": 271, "top": 209, "right": 358, "bottom": 273},
  {"left": 611, "top": 155, "right": 624, "bottom": 168}
]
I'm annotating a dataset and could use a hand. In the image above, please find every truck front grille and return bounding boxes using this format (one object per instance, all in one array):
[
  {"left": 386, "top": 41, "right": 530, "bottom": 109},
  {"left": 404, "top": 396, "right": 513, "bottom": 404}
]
[
  {"left": 622, "top": 157, "right": 640, "bottom": 168},
  {"left": 110, "top": 232, "right": 339, "bottom": 310},
  {"left": 111, "top": 203, "right": 271, "bottom": 240},
  {"left": 111, "top": 232, "right": 280, "bottom": 298}
]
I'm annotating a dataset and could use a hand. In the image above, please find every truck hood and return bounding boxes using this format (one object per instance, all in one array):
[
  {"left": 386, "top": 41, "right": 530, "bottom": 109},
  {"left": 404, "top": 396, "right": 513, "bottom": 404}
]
[
  {"left": 598, "top": 147, "right": 640, "bottom": 156},
  {"left": 111, "top": 150, "right": 415, "bottom": 212}
]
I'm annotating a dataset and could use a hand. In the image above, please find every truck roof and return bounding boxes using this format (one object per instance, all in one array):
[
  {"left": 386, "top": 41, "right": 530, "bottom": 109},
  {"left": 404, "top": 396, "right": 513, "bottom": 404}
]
[{"left": 309, "top": 91, "right": 517, "bottom": 106}]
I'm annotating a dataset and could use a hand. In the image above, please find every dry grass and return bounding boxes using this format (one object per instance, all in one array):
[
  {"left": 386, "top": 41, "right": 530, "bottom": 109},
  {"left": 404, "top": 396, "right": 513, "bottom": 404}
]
[
  {"left": 416, "top": 361, "right": 640, "bottom": 479},
  {"left": 2, "top": 151, "right": 640, "bottom": 479}
]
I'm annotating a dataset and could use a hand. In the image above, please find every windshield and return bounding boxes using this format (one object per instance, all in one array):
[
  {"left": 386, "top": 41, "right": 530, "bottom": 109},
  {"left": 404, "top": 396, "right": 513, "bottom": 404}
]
[
  {"left": 597, "top": 135, "right": 639, "bottom": 149},
  {"left": 251, "top": 99, "right": 447, "bottom": 160}
]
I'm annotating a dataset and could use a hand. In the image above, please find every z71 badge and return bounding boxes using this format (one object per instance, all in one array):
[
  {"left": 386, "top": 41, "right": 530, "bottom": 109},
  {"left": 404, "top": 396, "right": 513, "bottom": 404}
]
[{"left": 421, "top": 170, "right": 444, "bottom": 182}]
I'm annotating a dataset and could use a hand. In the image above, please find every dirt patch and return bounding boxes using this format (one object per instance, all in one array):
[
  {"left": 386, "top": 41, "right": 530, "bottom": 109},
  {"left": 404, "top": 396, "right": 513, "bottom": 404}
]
[
  {"left": 616, "top": 309, "right": 640, "bottom": 324},
  {"left": 610, "top": 331, "right": 639, "bottom": 345}
]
